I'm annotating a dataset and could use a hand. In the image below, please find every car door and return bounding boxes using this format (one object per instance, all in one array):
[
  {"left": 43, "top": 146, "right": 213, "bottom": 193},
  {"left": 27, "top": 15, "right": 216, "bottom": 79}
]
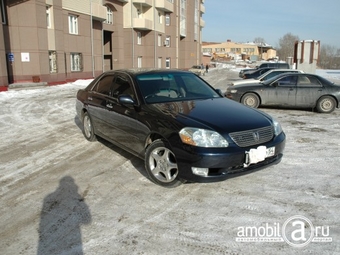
[
  {"left": 105, "top": 73, "right": 149, "bottom": 155},
  {"left": 262, "top": 75, "right": 297, "bottom": 106},
  {"left": 295, "top": 74, "right": 324, "bottom": 107},
  {"left": 86, "top": 74, "right": 115, "bottom": 136}
]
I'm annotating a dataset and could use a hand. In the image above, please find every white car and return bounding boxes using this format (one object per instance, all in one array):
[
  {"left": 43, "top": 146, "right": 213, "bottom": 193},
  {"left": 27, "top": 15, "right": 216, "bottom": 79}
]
[{"left": 231, "top": 69, "right": 304, "bottom": 86}]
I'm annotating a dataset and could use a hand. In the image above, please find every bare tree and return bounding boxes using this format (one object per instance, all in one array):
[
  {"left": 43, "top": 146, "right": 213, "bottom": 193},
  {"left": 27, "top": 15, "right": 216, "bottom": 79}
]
[
  {"left": 276, "top": 33, "right": 299, "bottom": 61},
  {"left": 319, "top": 44, "right": 340, "bottom": 69},
  {"left": 253, "top": 37, "right": 266, "bottom": 44}
]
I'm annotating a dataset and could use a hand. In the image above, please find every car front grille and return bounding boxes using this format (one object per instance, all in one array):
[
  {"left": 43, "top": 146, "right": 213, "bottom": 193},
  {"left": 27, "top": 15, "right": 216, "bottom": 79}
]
[{"left": 229, "top": 126, "right": 274, "bottom": 147}]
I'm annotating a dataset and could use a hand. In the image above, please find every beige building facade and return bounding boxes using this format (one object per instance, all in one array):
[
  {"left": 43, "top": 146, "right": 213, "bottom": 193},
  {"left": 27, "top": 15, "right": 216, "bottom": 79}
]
[
  {"left": 0, "top": 0, "right": 205, "bottom": 89},
  {"left": 202, "top": 40, "right": 276, "bottom": 62}
]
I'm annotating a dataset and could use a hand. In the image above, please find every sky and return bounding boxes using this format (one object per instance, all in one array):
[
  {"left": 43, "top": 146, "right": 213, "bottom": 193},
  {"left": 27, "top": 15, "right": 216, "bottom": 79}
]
[{"left": 202, "top": 0, "right": 340, "bottom": 48}]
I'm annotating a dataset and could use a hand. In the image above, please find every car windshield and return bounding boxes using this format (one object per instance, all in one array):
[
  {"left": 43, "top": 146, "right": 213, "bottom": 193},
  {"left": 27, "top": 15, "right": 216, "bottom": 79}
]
[{"left": 136, "top": 72, "right": 221, "bottom": 103}]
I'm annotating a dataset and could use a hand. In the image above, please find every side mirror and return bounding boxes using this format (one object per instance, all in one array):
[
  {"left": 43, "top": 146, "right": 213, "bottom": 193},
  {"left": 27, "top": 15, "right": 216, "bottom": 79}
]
[
  {"left": 215, "top": 89, "right": 223, "bottom": 97},
  {"left": 118, "top": 95, "right": 136, "bottom": 105}
]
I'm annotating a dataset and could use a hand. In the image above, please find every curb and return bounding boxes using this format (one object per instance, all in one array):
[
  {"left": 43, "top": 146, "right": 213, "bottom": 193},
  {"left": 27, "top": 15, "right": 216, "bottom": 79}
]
[{"left": 7, "top": 82, "right": 48, "bottom": 90}]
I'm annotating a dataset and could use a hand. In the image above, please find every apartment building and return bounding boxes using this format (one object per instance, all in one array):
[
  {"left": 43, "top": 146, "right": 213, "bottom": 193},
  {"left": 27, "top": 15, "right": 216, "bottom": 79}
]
[{"left": 0, "top": 0, "right": 205, "bottom": 89}]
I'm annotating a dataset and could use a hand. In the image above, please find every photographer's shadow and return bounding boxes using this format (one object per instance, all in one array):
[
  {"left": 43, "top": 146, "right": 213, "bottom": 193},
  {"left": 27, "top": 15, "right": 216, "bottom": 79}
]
[{"left": 37, "top": 176, "right": 91, "bottom": 255}]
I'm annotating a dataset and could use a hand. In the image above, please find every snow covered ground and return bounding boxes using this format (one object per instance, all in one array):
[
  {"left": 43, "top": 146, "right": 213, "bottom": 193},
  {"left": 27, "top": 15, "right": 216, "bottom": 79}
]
[{"left": 0, "top": 66, "right": 339, "bottom": 255}]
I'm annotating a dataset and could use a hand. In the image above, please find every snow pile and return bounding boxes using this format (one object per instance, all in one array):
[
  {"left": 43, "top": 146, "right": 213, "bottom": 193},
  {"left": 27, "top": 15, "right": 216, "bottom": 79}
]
[{"left": 72, "top": 79, "right": 94, "bottom": 86}]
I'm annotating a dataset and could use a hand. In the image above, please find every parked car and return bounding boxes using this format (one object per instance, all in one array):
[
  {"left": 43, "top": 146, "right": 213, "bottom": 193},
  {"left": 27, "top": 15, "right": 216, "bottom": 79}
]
[
  {"left": 239, "top": 62, "right": 290, "bottom": 78},
  {"left": 76, "top": 69, "right": 286, "bottom": 187},
  {"left": 242, "top": 67, "right": 276, "bottom": 79},
  {"left": 231, "top": 69, "right": 304, "bottom": 86},
  {"left": 188, "top": 65, "right": 205, "bottom": 76},
  {"left": 225, "top": 73, "right": 340, "bottom": 113}
]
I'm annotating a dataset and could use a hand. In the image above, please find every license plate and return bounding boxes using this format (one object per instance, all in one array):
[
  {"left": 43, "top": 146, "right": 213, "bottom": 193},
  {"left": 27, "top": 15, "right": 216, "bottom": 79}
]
[{"left": 244, "top": 146, "right": 275, "bottom": 167}]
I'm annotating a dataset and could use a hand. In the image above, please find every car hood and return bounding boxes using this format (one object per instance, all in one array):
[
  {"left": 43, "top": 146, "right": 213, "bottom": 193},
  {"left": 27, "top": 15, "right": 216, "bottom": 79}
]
[
  {"left": 227, "top": 82, "right": 264, "bottom": 91},
  {"left": 149, "top": 98, "right": 273, "bottom": 133},
  {"left": 233, "top": 78, "right": 258, "bottom": 86}
]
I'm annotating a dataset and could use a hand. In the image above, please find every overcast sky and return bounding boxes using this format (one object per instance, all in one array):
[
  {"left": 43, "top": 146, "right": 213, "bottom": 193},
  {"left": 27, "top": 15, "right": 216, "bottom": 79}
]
[{"left": 202, "top": 0, "right": 340, "bottom": 48}]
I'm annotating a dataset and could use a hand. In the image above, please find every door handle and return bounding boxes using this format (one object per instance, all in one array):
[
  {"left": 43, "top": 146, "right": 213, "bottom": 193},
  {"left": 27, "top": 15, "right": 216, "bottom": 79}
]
[
  {"left": 88, "top": 96, "right": 93, "bottom": 101},
  {"left": 106, "top": 104, "right": 113, "bottom": 109}
]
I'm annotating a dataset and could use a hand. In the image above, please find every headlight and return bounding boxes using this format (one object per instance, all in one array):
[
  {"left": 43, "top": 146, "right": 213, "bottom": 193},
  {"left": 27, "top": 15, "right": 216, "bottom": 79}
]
[
  {"left": 272, "top": 118, "right": 283, "bottom": 136},
  {"left": 179, "top": 128, "right": 229, "bottom": 147}
]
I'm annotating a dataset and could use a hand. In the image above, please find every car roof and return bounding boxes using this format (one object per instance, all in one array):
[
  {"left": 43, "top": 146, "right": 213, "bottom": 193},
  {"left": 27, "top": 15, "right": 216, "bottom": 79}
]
[
  {"left": 264, "top": 69, "right": 302, "bottom": 73},
  {"left": 262, "top": 72, "right": 328, "bottom": 85},
  {"left": 100, "top": 68, "right": 191, "bottom": 76},
  {"left": 256, "top": 69, "right": 303, "bottom": 79}
]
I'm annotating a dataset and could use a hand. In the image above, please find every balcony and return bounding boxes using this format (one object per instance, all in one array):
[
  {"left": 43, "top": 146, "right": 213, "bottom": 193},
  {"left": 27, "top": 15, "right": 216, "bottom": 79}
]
[
  {"left": 200, "top": 4, "right": 205, "bottom": 13},
  {"left": 132, "top": 0, "right": 153, "bottom": 6},
  {"left": 91, "top": 2, "right": 106, "bottom": 21},
  {"left": 155, "top": 0, "right": 174, "bottom": 12},
  {"left": 133, "top": 18, "right": 153, "bottom": 30},
  {"left": 200, "top": 18, "right": 205, "bottom": 28}
]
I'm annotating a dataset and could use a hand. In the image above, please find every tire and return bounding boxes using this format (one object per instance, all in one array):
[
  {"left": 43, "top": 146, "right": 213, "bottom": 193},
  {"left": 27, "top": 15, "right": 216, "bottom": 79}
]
[
  {"left": 145, "top": 140, "right": 183, "bottom": 188},
  {"left": 316, "top": 96, "right": 336, "bottom": 113},
  {"left": 241, "top": 93, "right": 260, "bottom": 108},
  {"left": 82, "top": 112, "right": 96, "bottom": 141}
]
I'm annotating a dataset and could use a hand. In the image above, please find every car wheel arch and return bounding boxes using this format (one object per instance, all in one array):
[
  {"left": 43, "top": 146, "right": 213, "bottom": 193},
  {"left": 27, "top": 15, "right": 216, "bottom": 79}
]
[
  {"left": 316, "top": 95, "right": 338, "bottom": 113},
  {"left": 240, "top": 92, "right": 262, "bottom": 107},
  {"left": 144, "top": 132, "right": 166, "bottom": 149},
  {"left": 144, "top": 138, "right": 184, "bottom": 187},
  {"left": 80, "top": 108, "right": 87, "bottom": 120}
]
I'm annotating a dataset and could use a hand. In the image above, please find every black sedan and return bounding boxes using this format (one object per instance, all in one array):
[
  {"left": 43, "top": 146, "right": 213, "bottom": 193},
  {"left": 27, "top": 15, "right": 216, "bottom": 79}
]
[
  {"left": 225, "top": 73, "right": 340, "bottom": 113},
  {"left": 76, "top": 69, "right": 286, "bottom": 187}
]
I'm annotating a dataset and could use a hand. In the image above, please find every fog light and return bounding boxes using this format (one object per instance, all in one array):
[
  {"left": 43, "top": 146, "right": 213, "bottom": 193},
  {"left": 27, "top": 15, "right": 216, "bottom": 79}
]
[{"left": 192, "top": 167, "right": 209, "bottom": 177}]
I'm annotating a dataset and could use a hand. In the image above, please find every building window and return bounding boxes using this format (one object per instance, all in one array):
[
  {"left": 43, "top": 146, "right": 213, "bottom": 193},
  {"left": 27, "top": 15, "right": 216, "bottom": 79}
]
[
  {"left": 165, "top": 58, "right": 170, "bottom": 69},
  {"left": 137, "top": 32, "right": 142, "bottom": 45},
  {"left": 165, "top": 36, "right": 170, "bottom": 47},
  {"left": 0, "top": 0, "right": 6, "bottom": 24},
  {"left": 194, "top": 0, "right": 198, "bottom": 41},
  {"left": 216, "top": 48, "right": 226, "bottom": 53},
  {"left": 46, "top": 5, "right": 52, "bottom": 28},
  {"left": 137, "top": 8, "right": 143, "bottom": 18},
  {"left": 180, "top": 0, "right": 186, "bottom": 37},
  {"left": 137, "top": 56, "right": 142, "bottom": 68},
  {"left": 158, "top": 12, "right": 162, "bottom": 24},
  {"left": 68, "top": 15, "right": 78, "bottom": 34},
  {"left": 158, "top": 57, "right": 162, "bottom": 68},
  {"left": 158, "top": 34, "right": 162, "bottom": 47},
  {"left": 105, "top": 6, "right": 113, "bottom": 24},
  {"left": 165, "top": 14, "right": 170, "bottom": 26},
  {"left": 49, "top": 51, "right": 57, "bottom": 73},
  {"left": 70, "top": 53, "right": 82, "bottom": 72}
]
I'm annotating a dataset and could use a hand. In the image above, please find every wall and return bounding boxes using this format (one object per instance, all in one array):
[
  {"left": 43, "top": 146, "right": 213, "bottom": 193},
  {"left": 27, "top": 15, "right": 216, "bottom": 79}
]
[{"left": 294, "top": 40, "right": 320, "bottom": 74}]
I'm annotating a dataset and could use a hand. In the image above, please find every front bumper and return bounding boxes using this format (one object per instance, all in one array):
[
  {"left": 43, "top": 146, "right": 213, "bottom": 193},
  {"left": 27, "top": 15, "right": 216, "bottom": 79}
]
[
  {"left": 175, "top": 132, "right": 286, "bottom": 182},
  {"left": 224, "top": 91, "right": 242, "bottom": 102}
]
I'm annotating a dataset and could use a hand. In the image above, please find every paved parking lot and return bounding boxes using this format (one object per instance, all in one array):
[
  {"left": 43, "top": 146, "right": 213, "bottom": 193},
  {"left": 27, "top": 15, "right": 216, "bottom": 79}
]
[{"left": 0, "top": 68, "right": 339, "bottom": 254}]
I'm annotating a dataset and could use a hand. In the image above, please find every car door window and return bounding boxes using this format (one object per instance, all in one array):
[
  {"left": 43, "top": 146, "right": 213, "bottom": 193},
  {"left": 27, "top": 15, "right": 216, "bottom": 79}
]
[
  {"left": 111, "top": 75, "right": 135, "bottom": 99},
  {"left": 93, "top": 75, "right": 114, "bottom": 95},
  {"left": 277, "top": 75, "right": 297, "bottom": 86},
  {"left": 297, "top": 75, "right": 322, "bottom": 87}
]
